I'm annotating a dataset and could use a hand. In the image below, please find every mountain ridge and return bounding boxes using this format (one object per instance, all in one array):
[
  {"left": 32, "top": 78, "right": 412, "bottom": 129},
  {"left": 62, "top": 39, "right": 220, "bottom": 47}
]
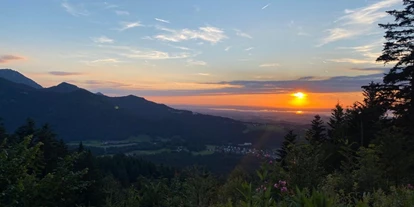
[
  {"left": 0, "top": 69, "right": 43, "bottom": 89},
  {"left": 0, "top": 69, "right": 286, "bottom": 146}
]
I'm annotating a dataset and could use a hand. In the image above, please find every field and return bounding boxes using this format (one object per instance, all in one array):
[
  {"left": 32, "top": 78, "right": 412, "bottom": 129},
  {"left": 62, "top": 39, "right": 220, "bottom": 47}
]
[{"left": 68, "top": 135, "right": 217, "bottom": 156}]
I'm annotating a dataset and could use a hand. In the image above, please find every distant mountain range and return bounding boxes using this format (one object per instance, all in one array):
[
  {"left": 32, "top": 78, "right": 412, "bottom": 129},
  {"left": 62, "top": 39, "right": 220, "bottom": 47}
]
[{"left": 0, "top": 69, "right": 286, "bottom": 146}]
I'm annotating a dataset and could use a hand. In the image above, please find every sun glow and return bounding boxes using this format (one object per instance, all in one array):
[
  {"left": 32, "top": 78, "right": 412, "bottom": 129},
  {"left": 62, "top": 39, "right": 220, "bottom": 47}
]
[
  {"left": 289, "top": 92, "right": 309, "bottom": 106},
  {"left": 293, "top": 92, "right": 306, "bottom": 99}
]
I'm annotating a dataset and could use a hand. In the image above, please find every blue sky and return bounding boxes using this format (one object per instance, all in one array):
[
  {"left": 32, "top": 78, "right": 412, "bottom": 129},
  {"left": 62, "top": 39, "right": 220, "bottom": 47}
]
[{"left": 0, "top": 0, "right": 402, "bottom": 107}]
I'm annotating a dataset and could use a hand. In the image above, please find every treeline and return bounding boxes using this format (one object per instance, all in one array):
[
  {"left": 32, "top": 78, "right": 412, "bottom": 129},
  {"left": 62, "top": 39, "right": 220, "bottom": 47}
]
[{"left": 0, "top": 119, "right": 176, "bottom": 206}]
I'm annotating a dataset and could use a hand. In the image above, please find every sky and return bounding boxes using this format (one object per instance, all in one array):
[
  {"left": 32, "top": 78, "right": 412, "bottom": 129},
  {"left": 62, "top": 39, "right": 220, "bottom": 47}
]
[{"left": 0, "top": 0, "right": 402, "bottom": 110}]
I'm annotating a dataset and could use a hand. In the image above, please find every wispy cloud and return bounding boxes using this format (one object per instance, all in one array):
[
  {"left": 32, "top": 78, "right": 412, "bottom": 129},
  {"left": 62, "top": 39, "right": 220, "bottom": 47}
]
[
  {"left": 168, "top": 44, "right": 191, "bottom": 51},
  {"left": 48, "top": 71, "right": 84, "bottom": 76},
  {"left": 142, "top": 36, "right": 154, "bottom": 40},
  {"left": 82, "top": 80, "right": 131, "bottom": 88},
  {"left": 61, "top": 1, "right": 89, "bottom": 17},
  {"left": 91, "top": 58, "right": 119, "bottom": 63},
  {"left": 124, "top": 51, "right": 191, "bottom": 60},
  {"left": 318, "top": 28, "right": 358, "bottom": 47},
  {"left": 318, "top": 0, "right": 400, "bottom": 46},
  {"left": 187, "top": 59, "right": 207, "bottom": 66},
  {"left": 244, "top": 47, "right": 254, "bottom": 51},
  {"left": 259, "top": 63, "right": 280, "bottom": 68},
  {"left": 103, "top": 2, "right": 118, "bottom": 9},
  {"left": 85, "top": 58, "right": 120, "bottom": 64},
  {"left": 0, "top": 55, "right": 25, "bottom": 63},
  {"left": 332, "top": 39, "right": 385, "bottom": 64},
  {"left": 91, "top": 36, "right": 114, "bottom": 43},
  {"left": 328, "top": 58, "right": 376, "bottom": 64},
  {"left": 261, "top": 3, "right": 271, "bottom": 10},
  {"left": 154, "top": 26, "right": 227, "bottom": 44},
  {"left": 115, "top": 10, "right": 129, "bottom": 15},
  {"left": 350, "top": 67, "right": 389, "bottom": 73},
  {"left": 118, "top": 21, "right": 143, "bottom": 31},
  {"left": 96, "top": 44, "right": 197, "bottom": 60},
  {"left": 197, "top": 73, "right": 210, "bottom": 76},
  {"left": 155, "top": 18, "right": 170, "bottom": 24},
  {"left": 234, "top": 29, "right": 252, "bottom": 39},
  {"left": 224, "top": 46, "right": 232, "bottom": 51}
]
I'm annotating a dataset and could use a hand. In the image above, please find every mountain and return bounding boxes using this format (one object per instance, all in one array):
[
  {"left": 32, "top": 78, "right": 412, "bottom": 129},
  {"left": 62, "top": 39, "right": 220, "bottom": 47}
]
[
  {"left": 45, "top": 82, "right": 80, "bottom": 93},
  {"left": 0, "top": 70, "right": 287, "bottom": 146},
  {"left": 0, "top": 69, "right": 43, "bottom": 89}
]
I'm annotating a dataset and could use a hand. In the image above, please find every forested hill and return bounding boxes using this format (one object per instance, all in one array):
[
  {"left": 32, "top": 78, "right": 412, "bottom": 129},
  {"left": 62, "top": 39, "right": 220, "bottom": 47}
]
[{"left": 0, "top": 69, "right": 286, "bottom": 146}]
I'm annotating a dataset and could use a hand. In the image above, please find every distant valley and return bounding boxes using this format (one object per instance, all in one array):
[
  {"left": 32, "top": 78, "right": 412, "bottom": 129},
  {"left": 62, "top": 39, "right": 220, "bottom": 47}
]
[{"left": 0, "top": 69, "right": 307, "bottom": 156}]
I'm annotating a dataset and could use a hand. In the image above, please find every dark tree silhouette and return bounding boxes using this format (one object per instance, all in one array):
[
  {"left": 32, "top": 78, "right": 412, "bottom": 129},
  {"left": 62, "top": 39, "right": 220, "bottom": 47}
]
[
  {"left": 377, "top": 0, "right": 414, "bottom": 128},
  {"left": 277, "top": 130, "right": 297, "bottom": 162},
  {"left": 327, "top": 103, "right": 346, "bottom": 143},
  {"left": 306, "top": 115, "right": 327, "bottom": 145}
]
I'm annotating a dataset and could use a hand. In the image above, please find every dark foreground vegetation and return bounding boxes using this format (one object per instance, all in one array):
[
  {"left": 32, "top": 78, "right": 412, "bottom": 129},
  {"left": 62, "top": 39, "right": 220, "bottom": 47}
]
[{"left": 2, "top": 1, "right": 414, "bottom": 206}]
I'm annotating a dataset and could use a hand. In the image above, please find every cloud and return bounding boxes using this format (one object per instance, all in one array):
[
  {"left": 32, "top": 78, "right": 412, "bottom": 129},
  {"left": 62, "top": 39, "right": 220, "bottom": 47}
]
[
  {"left": 332, "top": 39, "right": 385, "bottom": 64},
  {"left": 96, "top": 44, "right": 195, "bottom": 60},
  {"left": 154, "top": 26, "right": 227, "bottom": 44},
  {"left": 103, "top": 2, "right": 118, "bottom": 9},
  {"left": 168, "top": 44, "right": 191, "bottom": 51},
  {"left": 142, "top": 36, "right": 154, "bottom": 40},
  {"left": 261, "top": 3, "right": 271, "bottom": 10},
  {"left": 91, "top": 36, "right": 114, "bottom": 43},
  {"left": 225, "top": 46, "right": 232, "bottom": 51},
  {"left": 205, "top": 73, "right": 384, "bottom": 95},
  {"left": 118, "top": 21, "right": 143, "bottom": 31},
  {"left": 234, "top": 29, "right": 252, "bottom": 39},
  {"left": 90, "top": 58, "right": 120, "bottom": 63},
  {"left": 155, "top": 18, "right": 170, "bottom": 24},
  {"left": 124, "top": 51, "right": 191, "bottom": 60},
  {"left": 115, "top": 10, "right": 129, "bottom": 15},
  {"left": 318, "top": 0, "right": 400, "bottom": 46},
  {"left": 187, "top": 59, "right": 207, "bottom": 66},
  {"left": 328, "top": 58, "right": 377, "bottom": 64},
  {"left": 197, "top": 73, "right": 210, "bottom": 76},
  {"left": 259, "top": 63, "right": 280, "bottom": 68},
  {"left": 61, "top": 1, "right": 89, "bottom": 17},
  {"left": 0, "top": 55, "right": 25, "bottom": 63},
  {"left": 82, "top": 58, "right": 121, "bottom": 65},
  {"left": 318, "top": 28, "right": 358, "bottom": 47},
  {"left": 350, "top": 67, "right": 389, "bottom": 72},
  {"left": 337, "top": 0, "right": 399, "bottom": 25},
  {"left": 82, "top": 80, "right": 131, "bottom": 88},
  {"left": 96, "top": 73, "right": 384, "bottom": 97},
  {"left": 244, "top": 47, "right": 254, "bottom": 51},
  {"left": 48, "top": 71, "right": 84, "bottom": 76}
]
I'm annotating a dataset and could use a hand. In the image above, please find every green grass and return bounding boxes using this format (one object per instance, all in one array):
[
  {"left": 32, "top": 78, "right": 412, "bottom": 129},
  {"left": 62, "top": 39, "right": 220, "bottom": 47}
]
[
  {"left": 126, "top": 148, "right": 170, "bottom": 156},
  {"left": 192, "top": 150, "right": 214, "bottom": 156},
  {"left": 243, "top": 124, "right": 285, "bottom": 134},
  {"left": 127, "top": 135, "right": 152, "bottom": 142},
  {"left": 68, "top": 134, "right": 156, "bottom": 148}
]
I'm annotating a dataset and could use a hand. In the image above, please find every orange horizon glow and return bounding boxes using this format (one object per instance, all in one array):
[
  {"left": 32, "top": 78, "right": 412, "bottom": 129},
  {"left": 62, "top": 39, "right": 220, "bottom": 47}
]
[{"left": 146, "top": 92, "right": 364, "bottom": 110}]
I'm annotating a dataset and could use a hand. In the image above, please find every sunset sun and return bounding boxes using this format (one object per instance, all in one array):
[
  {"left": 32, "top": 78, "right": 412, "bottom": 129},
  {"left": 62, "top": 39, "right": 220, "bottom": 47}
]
[
  {"left": 289, "top": 92, "right": 309, "bottom": 106},
  {"left": 293, "top": 92, "right": 306, "bottom": 99}
]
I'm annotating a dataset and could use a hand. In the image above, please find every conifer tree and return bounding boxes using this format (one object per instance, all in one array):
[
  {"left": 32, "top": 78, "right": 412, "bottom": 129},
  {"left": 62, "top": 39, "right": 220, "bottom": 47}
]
[
  {"left": 377, "top": 0, "right": 414, "bottom": 128},
  {"left": 327, "top": 103, "right": 346, "bottom": 142},
  {"left": 277, "top": 130, "right": 297, "bottom": 162},
  {"left": 306, "top": 115, "right": 327, "bottom": 145}
]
